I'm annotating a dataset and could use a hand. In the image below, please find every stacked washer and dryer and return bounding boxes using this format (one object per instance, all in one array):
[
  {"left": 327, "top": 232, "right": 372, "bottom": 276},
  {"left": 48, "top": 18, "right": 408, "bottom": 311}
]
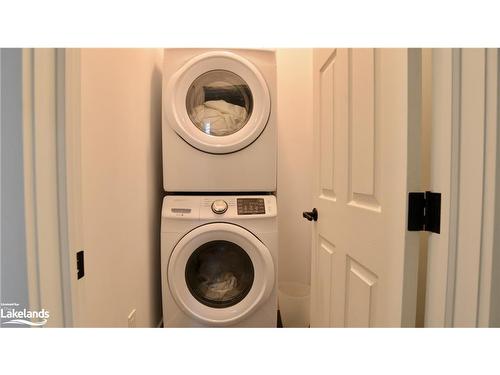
[{"left": 160, "top": 49, "right": 278, "bottom": 327}]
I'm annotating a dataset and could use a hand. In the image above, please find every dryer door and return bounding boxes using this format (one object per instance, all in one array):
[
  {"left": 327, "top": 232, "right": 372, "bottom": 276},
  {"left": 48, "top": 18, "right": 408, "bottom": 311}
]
[
  {"left": 164, "top": 51, "right": 271, "bottom": 154},
  {"left": 167, "top": 223, "right": 275, "bottom": 326}
]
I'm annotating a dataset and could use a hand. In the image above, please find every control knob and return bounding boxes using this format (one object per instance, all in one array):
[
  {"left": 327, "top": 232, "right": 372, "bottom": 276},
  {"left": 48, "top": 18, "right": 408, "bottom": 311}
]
[{"left": 211, "top": 199, "right": 228, "bottom": 214}]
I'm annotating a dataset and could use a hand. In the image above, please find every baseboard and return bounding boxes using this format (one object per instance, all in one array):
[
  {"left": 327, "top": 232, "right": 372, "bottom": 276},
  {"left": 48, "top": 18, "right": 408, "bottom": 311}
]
[{"left": 157, "top": 318, "right": 163, "bottom": 328}]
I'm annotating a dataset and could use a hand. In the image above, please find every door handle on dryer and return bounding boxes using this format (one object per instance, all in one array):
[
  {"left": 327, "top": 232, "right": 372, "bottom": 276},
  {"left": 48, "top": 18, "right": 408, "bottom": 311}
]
[{"left": 302, "top": 208, "right": 318, "bottom": 222}]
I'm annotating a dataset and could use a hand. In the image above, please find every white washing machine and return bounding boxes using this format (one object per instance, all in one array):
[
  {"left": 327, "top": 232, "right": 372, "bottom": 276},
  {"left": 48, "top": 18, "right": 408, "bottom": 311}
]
[
  {"left": 162, "top": 49, "right": 277, "bottom": 192},
  {"left": 161, "top": 195, "right": 277, "bottom": 327}
]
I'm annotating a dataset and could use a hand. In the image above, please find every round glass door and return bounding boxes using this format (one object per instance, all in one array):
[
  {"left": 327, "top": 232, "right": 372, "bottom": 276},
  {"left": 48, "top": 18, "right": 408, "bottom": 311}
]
[
  {"left": 167, "top": 222, "right": 274, "bottom": 325},
  {"left": 164, "top": 51, "right": 271, "bottom": 154},
  {"left": 186, "top": 70, "right": 253, "bottom": 137},
  {"left": 185, "top": 240, "right": 254, "bottom": 308}
]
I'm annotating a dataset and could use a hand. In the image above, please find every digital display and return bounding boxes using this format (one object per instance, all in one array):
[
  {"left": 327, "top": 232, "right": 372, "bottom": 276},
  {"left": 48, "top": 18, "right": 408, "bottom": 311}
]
[{"left": 237, "top": 198, "right": 265, "bottom": 215}]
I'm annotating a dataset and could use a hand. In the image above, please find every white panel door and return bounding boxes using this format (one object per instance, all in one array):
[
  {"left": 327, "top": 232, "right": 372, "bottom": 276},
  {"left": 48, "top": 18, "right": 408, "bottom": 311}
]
[{"left": 309, "top": 49, "right": 421, "bottom": 327}]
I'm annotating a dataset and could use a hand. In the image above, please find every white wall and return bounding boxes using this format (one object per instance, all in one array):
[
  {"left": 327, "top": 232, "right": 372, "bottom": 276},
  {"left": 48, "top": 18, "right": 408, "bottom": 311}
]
[
  {"left": 78, "top": 49, "right": 163, "bottom": 327},
  {"left": 276, "top": 49, "right": 314, "bottom": 286}
]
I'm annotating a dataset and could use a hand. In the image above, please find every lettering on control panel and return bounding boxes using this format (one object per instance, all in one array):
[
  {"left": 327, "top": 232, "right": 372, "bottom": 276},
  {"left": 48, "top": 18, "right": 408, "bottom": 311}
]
[{"left": 171, "top": 208, "right": 192, "bottom": 214}]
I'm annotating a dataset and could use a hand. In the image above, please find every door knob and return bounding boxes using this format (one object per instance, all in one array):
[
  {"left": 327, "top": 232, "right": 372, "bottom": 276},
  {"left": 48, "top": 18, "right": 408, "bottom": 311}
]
[{"left": 302, "top": 208, "right": 318, "bottom": 222}]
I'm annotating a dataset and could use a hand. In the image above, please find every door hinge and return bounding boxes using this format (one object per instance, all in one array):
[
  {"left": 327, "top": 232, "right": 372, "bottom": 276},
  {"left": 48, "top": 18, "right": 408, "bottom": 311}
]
[
  {"left": 408, "top": 191, "right": 441, "bottom": 234},
  {"left": 76, "top": 250, "right": 85, "bottom": 279}
]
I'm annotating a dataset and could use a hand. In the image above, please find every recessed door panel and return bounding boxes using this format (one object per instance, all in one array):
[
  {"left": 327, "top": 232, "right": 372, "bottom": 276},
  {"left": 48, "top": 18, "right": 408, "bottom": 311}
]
[
  {"left": 349, "top": 49, "right": 380, "bottom": 211},
  {"left": 345, "top": 257, "right": 378, "bottom": 327},
  {"left": 315, "top": 236, "right": 335, "bottom": 327},
  {"left": 319, "top": 50, "right": 336, "bottom": 201},
  {"left": 351, "top": 49, "right": 375, "bottom": 197}
]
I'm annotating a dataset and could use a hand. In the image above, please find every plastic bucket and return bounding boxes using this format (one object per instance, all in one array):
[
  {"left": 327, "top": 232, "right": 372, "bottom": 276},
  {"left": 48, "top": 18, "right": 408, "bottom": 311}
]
[{"left": 278, "top": 282, "right": 310, "bottom": 328}]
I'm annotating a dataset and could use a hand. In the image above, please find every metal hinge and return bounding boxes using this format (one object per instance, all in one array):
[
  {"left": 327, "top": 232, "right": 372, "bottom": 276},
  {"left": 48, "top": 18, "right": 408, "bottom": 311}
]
[
  {"left": 77, "top": 250, "right": 85, "bottom": 279},
  {"left": 408, "top": 191, "right": 441, "bottom": 234}
]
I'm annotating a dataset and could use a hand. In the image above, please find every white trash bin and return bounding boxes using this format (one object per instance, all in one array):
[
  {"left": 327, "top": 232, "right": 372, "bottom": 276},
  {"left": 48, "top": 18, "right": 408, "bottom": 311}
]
[{"left": 278, "top": 282, "right": 310, "bottom": 328}]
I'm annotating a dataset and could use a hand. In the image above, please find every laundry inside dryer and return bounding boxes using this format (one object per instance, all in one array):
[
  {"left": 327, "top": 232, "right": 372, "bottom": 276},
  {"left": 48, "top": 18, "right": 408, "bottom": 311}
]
[{"left": 186, "top": 70, "right": 253, "bottom": 136}]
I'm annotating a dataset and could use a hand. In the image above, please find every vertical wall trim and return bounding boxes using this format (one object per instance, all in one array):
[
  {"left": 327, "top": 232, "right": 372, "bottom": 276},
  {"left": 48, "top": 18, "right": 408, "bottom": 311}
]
[
  {"left": 22, "top": 48, "right": 42, "bottom": 315},
  {"left": 445, "top": 48, "right": 461, "bottom": 326},
  {"left": 402, "top": 48, "right": 422, "bottom": 327},
  {"left": 21, "top": 49, "right": 69, "bottom": 326},
  {"left": 475, "top": 49, "right": 489, "bottom": 326},
  {"left": 63, "top": 48, "right": 83, "bottom": 327},
  {"left": 491, "top": 48, "right": 500, "bottom": 327},
  {"left": 426, "top": 48, "right": 500, "bottom": 327},
  {"left": 55, "top": 49, "right": 74, "bottom": 327},
  {"left": 478, "top": 49, "right": 500, "bottom": 327}
]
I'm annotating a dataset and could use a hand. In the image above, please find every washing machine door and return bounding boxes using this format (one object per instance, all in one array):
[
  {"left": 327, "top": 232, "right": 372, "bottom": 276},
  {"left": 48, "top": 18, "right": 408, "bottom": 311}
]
[
  {"left": 165, "top": 51, "right": 271, "bottom": 154},
  {"left": 167, "top": 223, "right": 275, "bottom": 326}
]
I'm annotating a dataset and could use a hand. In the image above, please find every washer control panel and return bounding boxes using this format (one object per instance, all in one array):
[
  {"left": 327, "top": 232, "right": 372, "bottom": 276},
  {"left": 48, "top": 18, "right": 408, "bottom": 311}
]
[
  {"left": 162, "top": 195, "right": 276, "bottom": 219},
  {"left": 237, "top": 198, "right": 266, "bottom": 215}
]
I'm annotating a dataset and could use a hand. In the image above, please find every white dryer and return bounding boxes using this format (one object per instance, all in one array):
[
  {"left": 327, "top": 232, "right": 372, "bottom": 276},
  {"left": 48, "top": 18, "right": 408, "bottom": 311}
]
[
  {"left": 161, "top": 195, "right": 277, "bottom": 327},
  {"left": 162, "top": 49, "right": 277, "bottom": 192}
]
